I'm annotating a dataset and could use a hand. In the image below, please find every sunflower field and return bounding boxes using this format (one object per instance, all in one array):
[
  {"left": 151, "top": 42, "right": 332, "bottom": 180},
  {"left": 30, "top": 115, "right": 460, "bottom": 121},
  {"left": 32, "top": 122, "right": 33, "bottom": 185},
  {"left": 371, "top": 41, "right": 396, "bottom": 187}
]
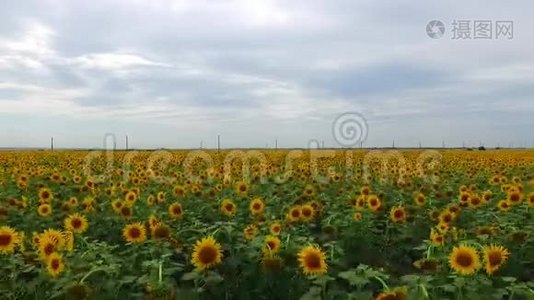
[{"left": 0, "top": 149, "right": 533, "bottom": 299}]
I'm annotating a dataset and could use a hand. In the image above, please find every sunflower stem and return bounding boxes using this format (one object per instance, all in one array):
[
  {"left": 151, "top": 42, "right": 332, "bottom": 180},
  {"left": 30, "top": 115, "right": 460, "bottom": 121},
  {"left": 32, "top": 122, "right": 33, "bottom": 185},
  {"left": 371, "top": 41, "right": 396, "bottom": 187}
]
[
  {"left": 158, "top": 261, "right": 163, "bottom": 284},
  {"left": 372, "top": 276, "right": 389, "bottom": 290}
]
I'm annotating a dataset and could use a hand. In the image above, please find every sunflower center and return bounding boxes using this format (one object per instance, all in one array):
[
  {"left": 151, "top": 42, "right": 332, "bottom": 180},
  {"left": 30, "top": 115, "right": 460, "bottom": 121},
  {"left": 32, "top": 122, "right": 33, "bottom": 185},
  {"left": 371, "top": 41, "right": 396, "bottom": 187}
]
[
  {"left": 71, "top": 218, "right": 82, "bottom": 229},
  {"left": 0, "top": 233, "right": 12, "bottom": 246},
  {"left": 198, "top": 246, "right": 218, "bottom": 264},
  {"left": 51, "top": 258, "right": 60, "bottom": 270},
  {"left": 267, "top": 241, "right": 276, "bottom": 250},
  {"left": 253, "top": 203, "right": 261, "bottom": 210},
  {"left": 44, "top": 243, "right": 54, "bottom": 256},
  {"left": 455, "top": 252, "right": 473, "bottom": 267},
  {"left": 302, "top": 208, "right": 312, "bottom": 217},
  {"left": 291, "top": 210, "right": 300, "bottom": 218},
  {"left": 129, "top": 228, "right": 141, "bottom": 238},
  {"left": 305, "top": 253, "right": 321, "bottom": 269},
  {"left": 394, "top": 210, "right": 404, "bottom": 219},
  {"left": 488, "top": 252, "right": 502, "bottom": 267},
  {"left": 225, "top": 204, "right": 234, "bottom": 211}
]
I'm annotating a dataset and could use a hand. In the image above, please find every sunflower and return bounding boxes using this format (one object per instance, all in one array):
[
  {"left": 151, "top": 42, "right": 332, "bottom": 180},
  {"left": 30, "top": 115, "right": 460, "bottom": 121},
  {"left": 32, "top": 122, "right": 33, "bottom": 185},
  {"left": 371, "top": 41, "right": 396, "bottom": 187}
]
[
  {"left": 120, "top": 206, "right": 133, "bottom": 218},
  {"left": 430, "top": 228, "right": 445, "bottom": 247},
  {"left": 191, "top": 236, "right": 223, "bottom": 271},
  {"left": 507, "top": 190, "right": 523, "bottom": 205},
  {"left": 38, "top": 236, "right": 58, "bottom": 261},
  {"left": 148, "top": 215, "right": 160, "bottom": 230},
  {"left": 367, "top": 195, "right": 382, "bottom": 212},
  {"left": 122, "top": 223, "right": 146, "bottom": 244},
  {"left": 40, "top": 228, "right": 65, "bottom": 249},
  {"left": 38, "top": 187, "right": 54, "bottom": 203},
  {"left": 287, "top": 206, "right": 301, "bottom": 222},
  {"left": 414, "top": 192, "right": 426, "bottom": 206},
  {"left": 262, "top": 253, "right": 283, "bottom": 272},
  {"left": 300, "top": 204, "right": 315, "bottom": 222},
  {"left": 249, "top": 198, "right": 265, "bottom": 215},
  {"left": 151, "top": 223, "right": 171, "bottom": 240},
  {"left": 0, "top": 226, "right": 21, "bottom": 254},
  {"left": 468, "top": 194, "right": 483, "bottom": 208},
  {"left": 527, "top": 192, "right": 534, "bottom": 207},
  {"left": 124, "top": 191, "right": 137, "bottom": 206},
  {"left": 439, "top": 211, "right": 454, "bottom": 224},
  {"left": 390, "top": 206, "right": 407, "bottom": 223},
  {"left": 413, "top": 258, "right": 439, "bottom": 272},
  {"left": 448, "top": 244, "right": 480, "bottom": 275},
  {"left": 263, "top": 235, "right": 281, "bottom": 254},
  {"left": 269, "top": 222, "right": 282, "bottom": 236},
  {"left": 297, "top": 245, "right": 327, "bottom": 276},
  {"left": 243, "top": 224, "right": 258, "bottom": 240},
  {"left": 46, "top": 252, "right": 65, "bottom": 277},
  {"left": 234, "top": 181, "right": 249, "bottom": 197},
  {"left": 156, "top": 190, "right": 166, "bottom": 204},
  {"left": 375, "top": 286, "right": 407, "bottom": 300},
  {"left": 64, "top": 213, "right": 88, "bottom": 234},
  {"left": 173, "top": 185, "right": 186, "bottom": 198},
  {"left": 355, "top": 195, "right": 367, "bottom": 210},
  {"left": 38, "top": 203, "right": 52, "bottom": 217},
  {"left": 497, "top": 199, "right": 511, "bottom": 212},
  {"left": 353, "top": 211, "right": 362, "bottom": 221},
  {"left": 111, "top": 199, "right": 124, "bottom": 213},
  {"left": 63, "top": 231, "right": 74, "bottom": 252},
  {"left": 168, "top": 203, "right": 183, "bottom": 219},
  {"left": 220, "top": 199, "right": 237, "bottom": 217},
  {"left": 483, "top": 244, "right": 510, "bottom": 275},
  {"left": 146, "top": 195, "right": 156, "bottom": 206}
]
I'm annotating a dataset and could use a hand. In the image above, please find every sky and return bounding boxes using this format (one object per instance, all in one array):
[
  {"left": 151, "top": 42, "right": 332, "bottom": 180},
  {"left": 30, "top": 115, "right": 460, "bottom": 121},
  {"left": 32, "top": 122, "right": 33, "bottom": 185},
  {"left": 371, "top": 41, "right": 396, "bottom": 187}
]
[{"left": 0, "top": 0, "right": 533, "bottom": 149}]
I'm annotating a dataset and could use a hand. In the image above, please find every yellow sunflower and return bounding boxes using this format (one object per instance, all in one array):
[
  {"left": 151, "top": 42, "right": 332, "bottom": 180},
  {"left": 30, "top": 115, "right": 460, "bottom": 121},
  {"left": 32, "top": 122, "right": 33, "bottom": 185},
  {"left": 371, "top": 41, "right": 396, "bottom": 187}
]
[
  {"left": 262, "top": 253, "right": 283, "bottom": 272},
  {"left": 191, "top": 236, "right": 223, "bottom": 271},
  {"left": 376, "top": 286, "right": 407, "bottom": 300},
  {"left": 414, "top": 192, "right": 426, "bottom": 206},
  {"left": 243, "top": 224, "right": 258, "bottom": 240},
  {"left": 287, "top": 206, "right": 301, "bottom": 222},
  {"left": 263, "top": 235, "right": 281, "bottom": 254},
  {"left": 367, "top": 195, "right": 382, "bottom": 212},
  {"left": 168, "top": 203, "right": 183, "bottom": 219},
  {"left": 0, "top": 226, "right": 21, "bottom": 254},
  {"left": 38, "top": 187, "right": 54, "bottom": 203},
  {"left": 46, "top": 252, "right": 65, "bottom": 277},
  {"left": 300, "top": 204, "right": 315, "bottom": 222},
  {"left": 448, "top": 244, "right": 480, "bottom": 275},
  {"left": 249, "top": 198, "right": 265, "bottom": 215},
  {"left": 122, "top": 223, "right": 146, "bottom": 244},
  {"left": 482, "top": 244, "right": 510, "bottom": 275},
  {"left": 297, "top": 245, "right": 328, "bottom": 276},
  {"left": 390, "top": 206, "right": 407, "bottom": 223},
  {"left": 38, "top": 203, "right": 52, "bottom": 217},
  {"left": 527, "top": 192, "right": 534, "bottom": 207},
  {"left": 64, "top": 213, "right": 88, "bottom": 234},
  {"left": 269, "top": 222, "right": 282, "bottom": 236},
  {"left": 220, "top": 199, "right": 237, "bottom": 217}
]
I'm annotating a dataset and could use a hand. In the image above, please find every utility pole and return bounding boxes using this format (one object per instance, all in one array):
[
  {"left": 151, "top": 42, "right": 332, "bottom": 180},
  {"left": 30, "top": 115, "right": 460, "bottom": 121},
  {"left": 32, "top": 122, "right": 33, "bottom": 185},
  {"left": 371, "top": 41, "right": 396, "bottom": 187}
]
[
  {"left": 321, "top": 140, "right": 325, "bottom": 149},
  {"left": 51, "top": 137, "right": 54, "bottom": 151},
  {"left": 392, "top": 140, "right": 395, "bottom": 148},
  {"left": 275, "top": 138, "right": 278, "bottom": 150},
  {"left": 125, "top": 135, "right": 129, "bottom": 150},
  {"left": 442, "top": 140, "right": 445, "bottom": 148},
  {"left": 419, "top": 140, "right": 421, "bottom": 149},
  {"left": 217, "top": 135, "right": 220, "bottom": 153},
  {"left": 200, "top": 140, "right": 203, "bottom": 149}
]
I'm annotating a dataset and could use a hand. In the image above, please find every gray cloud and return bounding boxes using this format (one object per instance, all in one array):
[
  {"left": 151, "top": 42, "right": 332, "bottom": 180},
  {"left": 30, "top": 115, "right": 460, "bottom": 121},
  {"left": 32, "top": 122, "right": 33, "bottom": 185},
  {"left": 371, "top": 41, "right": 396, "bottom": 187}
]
[{"left": 0, "top": 0, "right": 533, "bottom": 148}]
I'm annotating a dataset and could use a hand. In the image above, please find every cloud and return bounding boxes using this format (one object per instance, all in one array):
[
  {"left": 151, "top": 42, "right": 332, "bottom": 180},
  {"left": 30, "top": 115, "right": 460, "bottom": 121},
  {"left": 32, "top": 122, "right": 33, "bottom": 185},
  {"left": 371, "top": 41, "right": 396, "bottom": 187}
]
[{"left": 0, "top": 0, "right": 533, "bottom": 148}]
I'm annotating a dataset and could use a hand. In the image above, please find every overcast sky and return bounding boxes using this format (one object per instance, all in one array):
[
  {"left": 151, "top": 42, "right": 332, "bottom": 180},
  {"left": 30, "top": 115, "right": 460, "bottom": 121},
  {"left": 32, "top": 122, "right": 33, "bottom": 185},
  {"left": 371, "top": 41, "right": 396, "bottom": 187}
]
[{"left": 0, "top": 0, "right": 533, "bottom": 149}]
